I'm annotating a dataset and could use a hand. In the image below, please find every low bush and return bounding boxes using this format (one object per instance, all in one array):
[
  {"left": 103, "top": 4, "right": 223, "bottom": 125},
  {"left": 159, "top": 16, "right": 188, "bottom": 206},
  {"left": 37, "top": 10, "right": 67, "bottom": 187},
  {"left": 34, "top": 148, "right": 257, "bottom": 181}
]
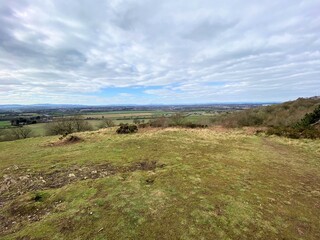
[
  {"left": 116, "top": 124, "right": 138, "bottom": 134},
  {"left": 184, "top": 122, "right": 208, "bottom": 128},
  {"left": 266, "top": 126, "right": 320, "bottom": 139},
  {"left": 149, "top": 117, "right": 169, "bottom": 128},
  {"left": 138, "top": 123, "right": 150, "bottom": 128}
]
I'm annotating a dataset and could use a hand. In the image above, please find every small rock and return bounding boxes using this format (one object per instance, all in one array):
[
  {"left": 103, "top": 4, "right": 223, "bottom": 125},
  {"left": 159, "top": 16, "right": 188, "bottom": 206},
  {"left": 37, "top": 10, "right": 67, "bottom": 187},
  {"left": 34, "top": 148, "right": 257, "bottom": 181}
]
[
  {"left": 68, "top": 173, "right": 76, "bottom": 178},
  {"left": 100, "top": 171, "right": 108, "bottom": 176},
  {"left": 311, "top": 190, "right": 320, "bottom": 197},
  {"left": 19, "top": 175, "right": 30, "bottom": 181},
  {"left": 268, "top": 197, "right": 276, "bottom": 203},
  {"left": 91, "top": 170, "right": 97, "bottom": 174},
  {"left": 284, "top": 201, "right": 291, "bottom": 205}
]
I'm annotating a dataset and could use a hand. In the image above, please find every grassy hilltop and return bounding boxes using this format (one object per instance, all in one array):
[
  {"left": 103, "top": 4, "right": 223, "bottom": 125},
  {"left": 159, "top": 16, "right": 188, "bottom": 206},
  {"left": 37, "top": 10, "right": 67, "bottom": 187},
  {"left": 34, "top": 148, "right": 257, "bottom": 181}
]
[{"left": 0, "top": 127, "right": 319, "bottom": 239}]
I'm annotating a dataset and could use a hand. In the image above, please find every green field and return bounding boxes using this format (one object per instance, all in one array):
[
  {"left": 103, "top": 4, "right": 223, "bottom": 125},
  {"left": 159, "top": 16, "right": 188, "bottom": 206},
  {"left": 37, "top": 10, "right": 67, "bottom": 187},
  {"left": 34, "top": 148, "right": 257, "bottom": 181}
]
[
  {"left": 0, "top": 121, "right": 11, "bottom": 128},
  {"left": 22, "top": 112, "right": 211, "bottom": 137},
  {"left": 0, "top": 128, "right": 319, "bottom": 239}
]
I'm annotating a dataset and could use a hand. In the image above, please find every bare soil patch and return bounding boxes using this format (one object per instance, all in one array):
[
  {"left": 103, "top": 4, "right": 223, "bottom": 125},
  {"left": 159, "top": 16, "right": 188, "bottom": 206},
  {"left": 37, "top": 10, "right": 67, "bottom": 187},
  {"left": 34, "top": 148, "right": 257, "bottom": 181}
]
[
  {"left": 46, "top": 135, "right": 84, "bottom": 147},
  {"left": 0, "top": 160, "right": 164, "bottom": 235}
]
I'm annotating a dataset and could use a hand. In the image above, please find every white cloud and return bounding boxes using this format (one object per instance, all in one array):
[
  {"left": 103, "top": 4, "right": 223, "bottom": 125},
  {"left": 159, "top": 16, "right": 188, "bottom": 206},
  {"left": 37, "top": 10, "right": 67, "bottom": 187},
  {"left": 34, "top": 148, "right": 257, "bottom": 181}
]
[{"left": 0, "top": 0, "right": 319, "bottom": 104}]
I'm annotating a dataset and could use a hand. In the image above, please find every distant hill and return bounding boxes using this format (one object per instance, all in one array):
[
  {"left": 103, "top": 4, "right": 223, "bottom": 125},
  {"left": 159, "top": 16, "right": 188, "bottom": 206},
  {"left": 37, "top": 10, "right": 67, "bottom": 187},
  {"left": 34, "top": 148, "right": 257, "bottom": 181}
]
[
  {"left": 216, "top": 96, "right": 320, "bottom": 127},
  {"left": 0, "top": 104, "right": 86, "bottom": 111}
]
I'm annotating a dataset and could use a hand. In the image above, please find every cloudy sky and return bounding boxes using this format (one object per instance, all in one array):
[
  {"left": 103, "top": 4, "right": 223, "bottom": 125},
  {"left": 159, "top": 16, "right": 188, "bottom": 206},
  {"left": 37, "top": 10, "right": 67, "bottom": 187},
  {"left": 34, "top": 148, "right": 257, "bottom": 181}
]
[{"left": 0, "top": 0, "right": 319, "bottom": 105}]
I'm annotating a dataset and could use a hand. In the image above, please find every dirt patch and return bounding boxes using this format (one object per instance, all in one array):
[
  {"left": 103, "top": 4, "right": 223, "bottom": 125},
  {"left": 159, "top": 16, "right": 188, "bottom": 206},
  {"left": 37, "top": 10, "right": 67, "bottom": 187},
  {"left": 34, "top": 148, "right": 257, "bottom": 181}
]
[
  {"left": 0, "top": 160, "right": 164, "bottom": 236},
  {"left": 0, "top": 161, "right": 163, "bottom": 206},
  {"left": 46, "top": 135, "right": 83, "bottom": 147}
]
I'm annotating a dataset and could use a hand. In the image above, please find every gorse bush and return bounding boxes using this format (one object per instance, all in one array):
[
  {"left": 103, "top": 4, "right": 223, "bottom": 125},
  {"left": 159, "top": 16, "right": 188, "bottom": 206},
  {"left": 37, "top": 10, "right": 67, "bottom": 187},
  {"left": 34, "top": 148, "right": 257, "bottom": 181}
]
[
  {"left": 116, "top": 124, "right": 138, "bottom": 134},
  {"left": 295, "top": 105, "right": 320, "bottom": 128},
  {"left": 266, "top": 126, "right": 320, "bottom": 139},
  {"left": 266, "top": 104, "right": 320, "bottom": 139}
]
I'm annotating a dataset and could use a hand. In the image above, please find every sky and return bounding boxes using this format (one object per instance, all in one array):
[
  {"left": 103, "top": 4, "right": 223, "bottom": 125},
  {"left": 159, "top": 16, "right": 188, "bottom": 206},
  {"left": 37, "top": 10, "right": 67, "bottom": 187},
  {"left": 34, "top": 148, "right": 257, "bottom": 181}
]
[{"left": 0, "top": 0, "right": 319, "bottom": 105}]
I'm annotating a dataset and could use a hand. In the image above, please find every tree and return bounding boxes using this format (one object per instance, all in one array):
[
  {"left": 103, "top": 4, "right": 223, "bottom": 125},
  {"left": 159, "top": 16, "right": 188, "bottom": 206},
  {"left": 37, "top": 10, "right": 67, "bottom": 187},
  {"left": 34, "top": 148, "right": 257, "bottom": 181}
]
[
  {"left": 99, "top": 118, "right": 115, "bottom": 128},
  {"left": 45, "top": 116, "right": 92, "bottom": 135},
  {"left": 133, "top": 118, "right": 141, "bottom": 124},
  {"left": 10, "top": 126, "right": 32, "bottom": 139},
  {"left": 170, "top": 113, "right": 185, "bottom": 126},
  {"left": 150, "top": 116, "right": 168, "bottom": 128}
]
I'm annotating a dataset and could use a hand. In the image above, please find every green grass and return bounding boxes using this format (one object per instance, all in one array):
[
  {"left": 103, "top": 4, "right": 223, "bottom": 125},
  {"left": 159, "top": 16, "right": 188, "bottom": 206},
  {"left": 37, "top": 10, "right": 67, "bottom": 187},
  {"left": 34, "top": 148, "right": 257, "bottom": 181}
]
[
  {"left": 0, "top": 121, "right": 11, "bottom": 128},
  {"left": 0, "top": 128, "right": 319, "bottom": 239}
]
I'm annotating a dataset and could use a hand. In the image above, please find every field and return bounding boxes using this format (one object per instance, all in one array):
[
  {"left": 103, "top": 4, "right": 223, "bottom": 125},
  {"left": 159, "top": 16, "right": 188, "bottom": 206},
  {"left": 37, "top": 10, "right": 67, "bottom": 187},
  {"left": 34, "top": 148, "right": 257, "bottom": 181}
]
[
  {"left": 0, "top": 127, "right": 319, "bottom": 239},
  {"left": 0, "top": 121, "right": 11, "bottom": 128},
  {"left": 10, "top": 111, "right": 212, "bottom": 138}
]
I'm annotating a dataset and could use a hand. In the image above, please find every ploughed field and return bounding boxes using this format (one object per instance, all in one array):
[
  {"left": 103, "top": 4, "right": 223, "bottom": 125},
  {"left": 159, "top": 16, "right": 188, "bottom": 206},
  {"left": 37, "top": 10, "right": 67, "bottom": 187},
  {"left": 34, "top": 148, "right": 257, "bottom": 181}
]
[{"left": 0, "top": 127, "right": 319, "bottom": 239}]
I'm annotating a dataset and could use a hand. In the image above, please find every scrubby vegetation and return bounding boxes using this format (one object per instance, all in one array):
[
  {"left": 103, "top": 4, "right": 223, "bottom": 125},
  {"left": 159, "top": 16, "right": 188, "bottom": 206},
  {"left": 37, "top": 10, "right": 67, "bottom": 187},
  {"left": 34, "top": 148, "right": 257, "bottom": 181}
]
[
  {"left": 213, "top": 97, "right": 320, "bottom": 139},
  {"left": 216, "top": 97, "right": 320, "bottom": 127},
  {"left": 266, "top": 105, "right": 320, "bottom": 139}
]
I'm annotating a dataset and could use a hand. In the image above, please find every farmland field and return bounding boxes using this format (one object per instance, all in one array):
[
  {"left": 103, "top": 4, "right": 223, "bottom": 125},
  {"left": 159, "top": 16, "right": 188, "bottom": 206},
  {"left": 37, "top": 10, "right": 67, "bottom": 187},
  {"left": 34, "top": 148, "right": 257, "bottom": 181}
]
[
  {"left": 19, "top": 111, "right": 213, "bottom": 137},
  {"left": 0, "top": 121, "right": 10, "bottom": 128},
  {"left": 0, "top": 127, "right": 319, "bottom": 239}
]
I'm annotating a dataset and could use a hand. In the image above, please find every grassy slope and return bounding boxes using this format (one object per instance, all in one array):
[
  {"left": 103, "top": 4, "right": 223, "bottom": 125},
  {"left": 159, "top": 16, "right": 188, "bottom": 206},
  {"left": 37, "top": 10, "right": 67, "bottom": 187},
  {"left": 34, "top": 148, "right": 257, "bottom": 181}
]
[{"left": 0, "top": 128, "right": 319, "bottom": 239}]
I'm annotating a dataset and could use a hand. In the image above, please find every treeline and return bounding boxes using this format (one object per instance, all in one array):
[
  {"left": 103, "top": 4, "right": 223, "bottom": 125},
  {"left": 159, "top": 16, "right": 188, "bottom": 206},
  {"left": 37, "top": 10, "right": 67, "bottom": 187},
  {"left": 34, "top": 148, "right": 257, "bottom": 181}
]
[
  {"left": 0, "top": 116, "right": 94, "bottom": 142},
  {"left": 139, "top": 113, "right": 208, "bottom": 129}
]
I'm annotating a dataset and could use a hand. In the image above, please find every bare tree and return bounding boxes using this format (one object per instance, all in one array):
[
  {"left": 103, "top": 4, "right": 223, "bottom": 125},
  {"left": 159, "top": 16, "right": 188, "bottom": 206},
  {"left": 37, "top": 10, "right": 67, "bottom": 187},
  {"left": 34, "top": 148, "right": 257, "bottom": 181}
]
[
  {"left": 170, "top": 113, "right": 185, "bottom": 126},
  {"left": 133, "top": 118, "right": 141, "bottom": 124},
  {"left": 10, "top": 126, "right": 32, "bottom": 139},
  {"left": 46, "top": 115, "right": 92, "bottom": 136},
  {"left": 99, "top": 118, "right": 115, "bottom": 128}
]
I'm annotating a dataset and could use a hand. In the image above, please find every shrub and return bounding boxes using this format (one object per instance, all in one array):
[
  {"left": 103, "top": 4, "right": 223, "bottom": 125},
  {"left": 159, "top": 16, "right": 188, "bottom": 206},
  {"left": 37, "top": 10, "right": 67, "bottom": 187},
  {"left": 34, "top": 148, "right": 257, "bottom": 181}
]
[
  {"left": 295, "top": 105, "right": 320, "bottom": 128},
  {"left": 138, "top": 123, "right": 150, "bottom": 128},
  {"left": 184, "top": 122, "right": 208, "bottom": 128},
  {"left": 169, "top": 113, "right": 185, "bottom": 126},
  {"left": 149, "top": 117, "right": 169, "bottom": 128},
  {"left": 99, "top": 118, "right": 115, "bottom": 128},
  {"left": 116, "top": 124, "right": 138, "bottom": 134},
  {"left": 266, "top": 126, "right": 320, "bottom": 139}
]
